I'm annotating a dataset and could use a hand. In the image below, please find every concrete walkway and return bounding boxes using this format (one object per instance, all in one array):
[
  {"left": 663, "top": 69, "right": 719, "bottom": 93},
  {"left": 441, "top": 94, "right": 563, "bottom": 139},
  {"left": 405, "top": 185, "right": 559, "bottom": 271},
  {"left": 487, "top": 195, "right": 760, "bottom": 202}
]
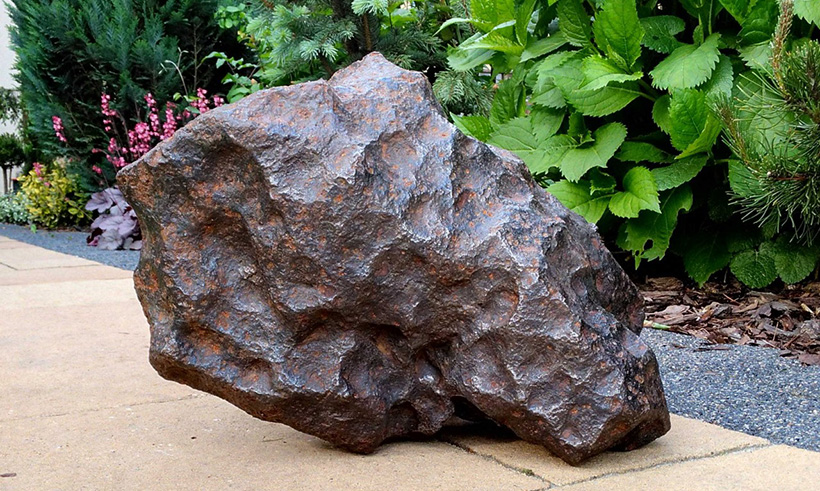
[{"left": 1, "top": 236, "right": 818, "bottom": 490}]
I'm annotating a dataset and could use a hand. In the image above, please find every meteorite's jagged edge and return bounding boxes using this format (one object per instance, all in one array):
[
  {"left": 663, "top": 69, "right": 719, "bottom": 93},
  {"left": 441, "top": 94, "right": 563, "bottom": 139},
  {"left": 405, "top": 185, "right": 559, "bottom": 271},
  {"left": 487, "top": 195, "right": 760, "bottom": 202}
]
[{"left": 118, "top": 52, "right": 670, "bottom": 465}]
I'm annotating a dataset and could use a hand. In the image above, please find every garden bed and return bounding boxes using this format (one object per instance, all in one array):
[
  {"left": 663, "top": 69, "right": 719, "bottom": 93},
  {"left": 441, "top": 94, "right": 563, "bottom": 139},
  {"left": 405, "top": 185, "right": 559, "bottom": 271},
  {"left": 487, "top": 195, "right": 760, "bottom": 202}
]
[{"left": 642, "top": 277, "right": 820, "bottom": 366}]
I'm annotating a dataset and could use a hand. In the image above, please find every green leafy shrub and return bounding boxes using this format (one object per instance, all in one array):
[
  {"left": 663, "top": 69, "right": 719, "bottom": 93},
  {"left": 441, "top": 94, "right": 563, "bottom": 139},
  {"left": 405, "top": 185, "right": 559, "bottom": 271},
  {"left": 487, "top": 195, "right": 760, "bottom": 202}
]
[
  {"left": 447, "top": 0, "right": 819, "bottom": 287},
  {"left": 0, "top": 192, "right": 32, "bottom": 225},
  {"left": 17, "top": 162, "right": 90, "bottom": 229},
  {"left": 210, "top": 0, "right": 490, "bottom": 113},
  {"left": 8, "top": 0, "right": 243, "bottom": 190}
]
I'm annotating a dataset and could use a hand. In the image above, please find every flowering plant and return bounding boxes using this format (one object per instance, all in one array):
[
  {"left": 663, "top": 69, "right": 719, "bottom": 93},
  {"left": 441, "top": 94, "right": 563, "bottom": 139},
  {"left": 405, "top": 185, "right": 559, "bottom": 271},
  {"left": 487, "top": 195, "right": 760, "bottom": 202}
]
[{"left": 52, "top": 88, "right": 224, "bottom": 248}]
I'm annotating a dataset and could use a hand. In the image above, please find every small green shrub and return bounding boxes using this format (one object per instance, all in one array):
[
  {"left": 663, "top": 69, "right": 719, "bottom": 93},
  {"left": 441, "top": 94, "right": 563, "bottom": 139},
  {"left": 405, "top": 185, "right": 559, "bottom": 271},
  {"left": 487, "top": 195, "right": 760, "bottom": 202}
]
[
  {"left": 17, "top": 162, "right": 90, "bottom": 229},
  {"left": 0, "top": 192, "right": 32, "bottom": 225},
  {"left": 716, "top": 0, "right": 820, "bottom": 287}
]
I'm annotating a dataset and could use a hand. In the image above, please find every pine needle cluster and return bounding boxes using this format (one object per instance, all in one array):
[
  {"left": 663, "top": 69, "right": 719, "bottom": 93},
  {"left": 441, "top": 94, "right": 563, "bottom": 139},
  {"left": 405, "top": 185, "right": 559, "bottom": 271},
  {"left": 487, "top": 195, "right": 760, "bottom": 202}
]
[{"left": 719, "top": 0, "right": 820, "bottom": 245}]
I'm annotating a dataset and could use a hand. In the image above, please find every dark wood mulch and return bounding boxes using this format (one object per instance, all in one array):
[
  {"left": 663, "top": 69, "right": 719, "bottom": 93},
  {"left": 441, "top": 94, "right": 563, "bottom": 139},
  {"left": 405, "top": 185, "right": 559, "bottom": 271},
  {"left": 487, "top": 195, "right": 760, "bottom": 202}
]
[{"left": 640, "top": 277, "right": 820, "bottom": 366}]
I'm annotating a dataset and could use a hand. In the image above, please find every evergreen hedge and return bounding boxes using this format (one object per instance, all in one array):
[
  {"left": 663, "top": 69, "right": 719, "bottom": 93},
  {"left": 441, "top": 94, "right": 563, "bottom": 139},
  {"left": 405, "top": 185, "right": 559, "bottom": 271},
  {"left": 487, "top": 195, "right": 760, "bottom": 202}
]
[{"left": 8, "top": 0, "right": 243, "bottom": 190}]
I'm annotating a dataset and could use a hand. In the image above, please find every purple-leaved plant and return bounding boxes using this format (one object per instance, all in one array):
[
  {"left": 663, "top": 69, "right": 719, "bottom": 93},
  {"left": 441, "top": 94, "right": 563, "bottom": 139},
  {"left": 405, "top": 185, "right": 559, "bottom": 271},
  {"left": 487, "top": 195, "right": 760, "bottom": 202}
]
[{"left": 85, "top": 187, "right": 141, "bottom": 250}]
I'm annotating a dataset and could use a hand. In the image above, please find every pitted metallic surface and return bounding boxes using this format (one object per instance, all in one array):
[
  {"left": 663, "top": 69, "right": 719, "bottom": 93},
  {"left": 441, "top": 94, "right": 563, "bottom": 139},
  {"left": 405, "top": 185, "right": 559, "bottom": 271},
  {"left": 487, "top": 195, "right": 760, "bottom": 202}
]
[{"left": 118, "top": 53, "right": 670, "bottom": 465}]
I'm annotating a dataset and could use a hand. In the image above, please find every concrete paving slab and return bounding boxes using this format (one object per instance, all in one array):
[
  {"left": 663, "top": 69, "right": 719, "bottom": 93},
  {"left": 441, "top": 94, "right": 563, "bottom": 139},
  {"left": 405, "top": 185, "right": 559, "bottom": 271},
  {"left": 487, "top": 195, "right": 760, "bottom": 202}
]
[
  {"left": 0, "top": 301, "right": 197, "bottom": 422},
  {"left": 0, "top": 396, "right": 546, "bottom": 491},
  {"left": 441, "top": 414, "right": 768, "bottom": 486},
  {"left": 0, "top": 245, "right": 99, "bottom": 270},
  {"left": 2, "top": 240, "right": 819, "bottom": 490},
  {"left": 558, "top": 444, "right": 820, "bottom": 490},
  {"left": 0, "top": 278, "right": 136, "bottom": 309},
  {"left": 0, "top": 264, "right": 132, "bottom": 285}
]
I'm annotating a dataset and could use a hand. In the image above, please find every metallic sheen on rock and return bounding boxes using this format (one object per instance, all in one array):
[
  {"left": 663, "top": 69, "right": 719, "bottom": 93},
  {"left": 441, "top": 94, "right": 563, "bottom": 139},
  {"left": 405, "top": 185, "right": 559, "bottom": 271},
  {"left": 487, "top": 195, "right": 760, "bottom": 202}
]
[{"left": 119, "top": 53, "right": 671, "bottom": 465}]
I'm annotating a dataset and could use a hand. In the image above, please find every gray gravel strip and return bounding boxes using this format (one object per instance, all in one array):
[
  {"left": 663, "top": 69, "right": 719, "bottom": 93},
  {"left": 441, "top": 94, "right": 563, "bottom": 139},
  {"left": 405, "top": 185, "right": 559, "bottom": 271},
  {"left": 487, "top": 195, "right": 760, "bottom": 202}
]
[
  {"left": 1, "top": 223, "right": 818, "bottom": 452},
  {"left": 0, "top": 224, "right": 139, "bottom": 271},
  {"left": 643, "top": 328, "right": 820, "bottom": 452}
]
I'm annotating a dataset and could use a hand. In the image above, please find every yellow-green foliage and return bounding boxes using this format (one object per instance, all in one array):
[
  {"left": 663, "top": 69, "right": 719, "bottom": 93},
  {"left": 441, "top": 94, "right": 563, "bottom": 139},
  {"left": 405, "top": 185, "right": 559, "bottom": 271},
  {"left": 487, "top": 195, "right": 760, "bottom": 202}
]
[{"left": 18, "top": 162, "right": 90, "bottom": 229}]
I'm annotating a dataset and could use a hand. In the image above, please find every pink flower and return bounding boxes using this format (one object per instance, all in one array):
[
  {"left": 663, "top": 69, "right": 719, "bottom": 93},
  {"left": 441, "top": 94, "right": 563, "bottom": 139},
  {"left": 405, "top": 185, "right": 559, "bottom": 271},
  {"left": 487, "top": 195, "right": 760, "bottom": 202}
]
[
  {"left": 213, "top": 95, "right": 225, "bottom": 107},
  {"left": 92, "top": 165, "right": 102, "bottom": 175},
  {"left": 33, "top": 162, "right": 43, "bottom": 176},
  {"left": 101, "top": 93, "right": 117, "bottom": 117},
  {"left": 52, "top": 116, "right": 67, "bottom": 143}
]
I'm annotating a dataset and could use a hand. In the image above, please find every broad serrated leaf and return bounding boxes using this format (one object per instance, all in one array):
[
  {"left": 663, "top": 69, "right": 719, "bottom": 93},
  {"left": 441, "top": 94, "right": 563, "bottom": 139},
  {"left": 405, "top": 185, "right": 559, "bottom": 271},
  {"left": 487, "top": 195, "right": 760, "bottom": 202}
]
[
  {"left": 515, "top": 0, "right": 538, "bottom": 44},
  {"left": 678, "top": 113, "right": 721, "bottom": 158},
  {"left": 619, "top": 184, "right": 693, "bottom": 265},
  {"left": 547, "top": 180, "right": 610, "bottom": 222},
  {"left": 739, "top": 0, "right": 778, "bottom": 45},
  {"left": 471, "top": 0, "right": 516, "bottom": 30},
  {"left": 640, "top": 15, "right": 685, "bottom": 54},
  {"left": 608, "top": 166, "right": 660, "bottom": 218},
  {"left": 727, "top": 160, "right": 765, "bottom": 198},
  {"left": 557, "top": 0, "right": 593, "bottom": 48},
  {"left": 616, "top": 141, "right": 673, "bottom": 163},
  {"left": 683, "top": 234, "right": 731, "bottom": 286},
  {"left": 668, "top": 89, "right": 708, "bottom": 151},
  {"left": 580, "top": 56, "right": 643, "bottom": 90},
  {"left": 653, "top": 95, "right": 674, "bottom": 134},
  {"left": 699, "top": 54, "right": 734, "bottom": 100},
  {"left": 567, "top": 82, "right": 642, "bottom": 116},
  {"left": 452, "top": 114, "right": 494, "bottom": 141},
  {"left": 770, "top": 237, "right": 820, "bottom": 284},
  {"left": 733, "top": 74, "right": 792, "bottom": 150},
  {"left": 530, "top": 134, "right": 578, "bottom": 173},
  {"left": 531, "top": 106, "right": 564, "bottom": 140},
  {"left": 593, "top": 0, "right": 644, "bottom": 70},
  {"left": 730, "top": 247, "right": 777, "bottom": 289},
  {"left": 490, "top": 78, "right": 525, "bottom": 125},
  {"left": 588, "top": 168, "right": 617, "bottom": 195},
  {"left": 738, "top": 42, "right": 772, "bottom": 71},
  {"left": 551, "top": 58, "right": 585, "bottom": 96},
  {"left": 521, "top": 32, "right": 567, "bottom": 61},
  {"left": 532, "top": 52, "right": 577, "bottom": 108},
  {"left": 488, "top": 117, "right": 541, "bottom": 167},
  {"left": 532, "top": 81, "right": 567, "bottom": 108},
  {"left": 559, "top": 122, "right": 626, "bottom": 181},
  {"left": 466, "top": 29, "right": 525, "bottom": 55},
  {"left": 535, "top": 51, "right": 579, "bottom": 89},
  {"left": 795, "top": 0, "right": 820, "bottom": 27},
  {"left": 650, "top": 33, "right": 721, "bottom": 90},
  {"left": 652, "top": 155, "right": 708, "bottom": 191}
]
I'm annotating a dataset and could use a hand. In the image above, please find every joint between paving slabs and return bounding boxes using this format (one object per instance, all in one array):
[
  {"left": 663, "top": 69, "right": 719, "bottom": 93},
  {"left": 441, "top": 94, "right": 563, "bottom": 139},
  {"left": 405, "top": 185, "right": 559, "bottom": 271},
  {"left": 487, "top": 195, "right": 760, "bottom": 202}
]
[
  {"left": 437, "top": 437, "right": 554, "bottom": 487},
  {"left": 548, "top": 442, "right": 775, "bottom": 488},
  {"left": 2, "top": 393, "right": 206, "bottom": 423}
]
